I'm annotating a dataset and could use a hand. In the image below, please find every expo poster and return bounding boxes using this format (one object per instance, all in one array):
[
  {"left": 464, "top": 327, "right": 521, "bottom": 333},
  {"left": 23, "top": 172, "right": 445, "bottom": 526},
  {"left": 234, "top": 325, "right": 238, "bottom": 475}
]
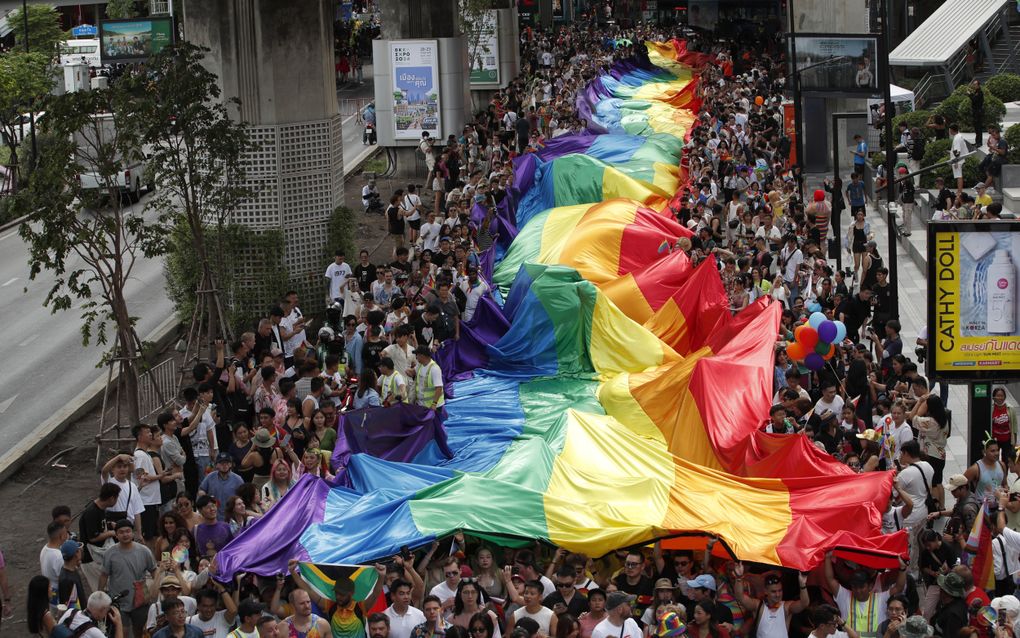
[
  {"left": 929, "top": 223, "right": 1020, "bottom": 377},
  {"left": 469, "top": 11, "right": 500, "bottom": 85},
  {"left": 390, "top": 40, "right": 441, "bottom": 141}
]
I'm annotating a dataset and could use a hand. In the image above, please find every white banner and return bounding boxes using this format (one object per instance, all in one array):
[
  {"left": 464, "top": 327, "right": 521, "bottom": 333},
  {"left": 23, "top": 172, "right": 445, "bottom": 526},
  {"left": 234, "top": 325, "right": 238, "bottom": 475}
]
[{"left": 390, "top": 40, "right": 441, "bottom": 141}]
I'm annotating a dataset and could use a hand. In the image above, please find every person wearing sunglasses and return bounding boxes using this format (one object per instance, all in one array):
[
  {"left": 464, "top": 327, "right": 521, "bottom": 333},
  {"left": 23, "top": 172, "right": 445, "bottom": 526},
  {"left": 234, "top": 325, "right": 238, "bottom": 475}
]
[
  {"left": 732, "top": 563, "right": 809, "bottom": 638},
  {"left": 613, "top": 550, "right": 655, "bottom": 621},
  {"left": 821, "top": 551, "right": 907, "bottom": 638},
  {"left": 543, "top": 566, "right": 589, "bottom": 618},
  {"left": 429, "top": 558, "right": 463, "bottom": 612},
  {"left": 467, "top": 612, "right": 496, "bottom": 638},
  {"left": 806, "top": 604, "right": 858, "bottom": 638}
]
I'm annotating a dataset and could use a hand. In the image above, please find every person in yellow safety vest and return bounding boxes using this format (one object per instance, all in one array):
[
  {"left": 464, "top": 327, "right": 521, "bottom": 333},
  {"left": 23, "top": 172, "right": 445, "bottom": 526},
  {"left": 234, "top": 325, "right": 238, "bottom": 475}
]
[
  {"left": 409, "top": 345, "right": 444, "bottom": 410},
  {"left": 379, "top": 356, "right": 408, "bottom": 406}
]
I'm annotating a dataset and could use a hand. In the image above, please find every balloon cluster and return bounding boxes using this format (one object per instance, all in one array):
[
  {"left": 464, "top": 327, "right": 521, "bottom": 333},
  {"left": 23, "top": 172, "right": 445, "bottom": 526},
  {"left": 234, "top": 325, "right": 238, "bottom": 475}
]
[{"left": 786, "top": 312, "right": 846, "bottom": 371}]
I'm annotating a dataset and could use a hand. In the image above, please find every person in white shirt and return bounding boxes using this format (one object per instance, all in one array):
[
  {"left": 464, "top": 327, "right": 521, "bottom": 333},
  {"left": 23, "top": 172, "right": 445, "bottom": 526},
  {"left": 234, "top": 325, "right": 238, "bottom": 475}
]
[
  {"left": 382, "top": 327, "right": 415, "bottom": 378},
  {"left": 420, "top": 211, "right": 442, "bottom": 252},
  {"left": 459, "top": 268, "right": 489, "bottom": 323},
  {"left": 131, "top": 425, "right": 164, "bottom": 545},
  {"left": 949, "top": 123, "right": 969, "bottom": 196},
  {"left": 281, "top": 292, "right": 312, "bottom": 361},
  {"left": 59, "top": 591, "right": 123, "bottom": 638},
  {"left": 145, "top": 575, "right": 197, "bottom": 632},
  {"left": 590, "top": 592, "right": 639, "bottom": 638},
  {"left": 814, "top": 383, "right": 845, "bottom": 422},
  {"left": 402, "top": 185, "right": 424, "bottom": 245},
  {"left": 325, "top": 251, "right": 353, "bottom": 303},
  {"left": 429, "top": 557, "right": 462, "bottom": 610},
  {"left": 384, "top": 580, "right": 426, "bottom": 638},
  {"left": 187, "top": 585, "right": 238, "bottom": 638},
  {"left": 887, "top": 402, "right": 914, "bottom": 461},
  {"left": 100, "top": 454, "right": 147, "bottom": 537},
  {"left": 40, "top": 521, "right": 68, "bottom": 605},
  {"left": 509, "top": 581, "right": 558, "bottom": 636},
  {"left": 897, "top": 440, "right": 934, "bottom": 574}
]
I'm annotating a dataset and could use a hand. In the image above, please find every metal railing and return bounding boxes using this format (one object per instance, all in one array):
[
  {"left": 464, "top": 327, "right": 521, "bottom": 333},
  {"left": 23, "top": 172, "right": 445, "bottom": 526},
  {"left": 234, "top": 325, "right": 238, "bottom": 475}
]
[
  {"left": 340, "top": 98, "right": 373, "bottom": 121},
  {"left": 138, "top": 357, "right": 177, "bottom": 420}
]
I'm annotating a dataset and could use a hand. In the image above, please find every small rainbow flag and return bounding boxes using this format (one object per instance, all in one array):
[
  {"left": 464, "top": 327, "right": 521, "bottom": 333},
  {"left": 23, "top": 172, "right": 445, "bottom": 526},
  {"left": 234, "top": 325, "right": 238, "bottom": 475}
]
[
  {"left": 658, "top": 239, "right": 671, "bottom": 254},
  {"left": 964, "top": 502, "right": 996, "bottom": 591},
  {"left": 297, "top": 562, "right": 379, "bottom": 602}
]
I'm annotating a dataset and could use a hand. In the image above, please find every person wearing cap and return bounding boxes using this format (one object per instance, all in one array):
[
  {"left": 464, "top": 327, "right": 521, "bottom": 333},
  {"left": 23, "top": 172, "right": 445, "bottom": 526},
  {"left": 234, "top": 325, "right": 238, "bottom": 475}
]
[
  {"left": 928, "top": 475, "right": 980, "bottom": 532},
  {"left": 99, "top": 518, "right": 157, "bottom": 636},
  {"left": 640, "top": 578, "right": 678, "bottom": 627},
  {"left": 228, "top": 599, "right": 267, "bottom": 638},
  {"left": 591, "top": 591, "right": 641, "bottom": 638},
  {"left": 409, "top": 346, "right": 444, "bottom": 411},
  {"left": 821, "top": 550, "right": 906, "bottom": 638},
  {"left": 57, "top": 538, "right": 89, "bottom": 610},
  {"left": 732, "top": 563, "right": 809, "bottom": 638},
  {"left": 929, "top": 571, "right": 968, "bottom": 638},
  {"left": 289, "top": 559, "right": 387, "bottom": 638},
  {"left": 197, "top": 453, "right": 244, "bottom": 521},
  {"left": 805, "top": 189, "right": 831, "bottom": 247},
  {"left": 685, "top": 575, "right": 734, "bottom": 627},
  {"left": 543, "top": 565, "right": 589, "bottom": 618},
  {"left": 144, "top": 574, "right": 197, "bottom": 633},
  {"left": 579, "top": 588, "right": 608, "bottom": 638}
]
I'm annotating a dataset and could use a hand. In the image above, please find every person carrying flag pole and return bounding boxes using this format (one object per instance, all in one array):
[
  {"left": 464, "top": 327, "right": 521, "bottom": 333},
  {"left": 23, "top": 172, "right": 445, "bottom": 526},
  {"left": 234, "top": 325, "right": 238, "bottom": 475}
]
[{"left": 288, "top": 560, "right": 387, "bottom": 638}]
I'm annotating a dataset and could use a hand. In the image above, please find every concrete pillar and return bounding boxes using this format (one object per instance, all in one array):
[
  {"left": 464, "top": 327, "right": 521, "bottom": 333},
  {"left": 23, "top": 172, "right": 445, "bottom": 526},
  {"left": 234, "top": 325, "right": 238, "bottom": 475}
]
[
  {"left": 374, "top": 0, "right": 471, "bottom": 177},
  {"left": 183, "top": 0, "right": 343, "bottom": 298}
]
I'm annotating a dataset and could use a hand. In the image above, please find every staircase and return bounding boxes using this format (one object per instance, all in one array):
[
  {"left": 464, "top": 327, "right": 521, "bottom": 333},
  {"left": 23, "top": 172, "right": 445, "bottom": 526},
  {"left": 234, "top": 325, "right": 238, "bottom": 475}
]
[{"left": 977, "top": 24, "right": 1020, "bottom": 80}]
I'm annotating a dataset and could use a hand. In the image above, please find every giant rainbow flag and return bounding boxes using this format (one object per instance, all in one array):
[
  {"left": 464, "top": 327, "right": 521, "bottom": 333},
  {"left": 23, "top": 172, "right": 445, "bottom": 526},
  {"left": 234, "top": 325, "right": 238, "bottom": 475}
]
[{"left": 215, "top": 40, "right": 907, "bottom": 578}]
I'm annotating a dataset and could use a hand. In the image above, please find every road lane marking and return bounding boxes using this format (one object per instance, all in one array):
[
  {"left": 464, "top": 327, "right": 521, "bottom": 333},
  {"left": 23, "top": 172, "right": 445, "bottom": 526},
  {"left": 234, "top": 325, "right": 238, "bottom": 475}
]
[
  {"left": 1, "top": 277, "right": 17, "bottom": 287},
  {"left": 0, "top": 395, "right": 15, "bottom": 413},
  {"left": 0, "top": 231, "right": 15, "bottom": 241}
]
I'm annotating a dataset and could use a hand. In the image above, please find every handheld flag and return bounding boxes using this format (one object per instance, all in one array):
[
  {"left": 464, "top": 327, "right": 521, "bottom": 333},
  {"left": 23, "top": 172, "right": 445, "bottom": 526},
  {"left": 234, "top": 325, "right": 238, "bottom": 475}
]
[{"left": 297, "top": 563, "right": 379, "bottom": 602}]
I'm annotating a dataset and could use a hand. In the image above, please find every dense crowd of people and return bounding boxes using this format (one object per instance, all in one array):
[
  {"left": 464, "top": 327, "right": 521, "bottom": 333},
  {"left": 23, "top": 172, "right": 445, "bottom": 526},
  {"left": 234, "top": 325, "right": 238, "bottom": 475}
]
[{"left": 8, "top": 11, "right": 1020, "bottom": 638}]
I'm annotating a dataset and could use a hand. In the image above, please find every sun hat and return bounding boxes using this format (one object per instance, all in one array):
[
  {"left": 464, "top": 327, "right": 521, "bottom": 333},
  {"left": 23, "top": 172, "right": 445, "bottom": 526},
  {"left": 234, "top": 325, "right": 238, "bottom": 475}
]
[
  {"left": 937, "top": 571, "right": 967, "bottom": 598},
  {"left": 657, "top": 611, "right": 687, "bottom": 638},
  {"left": 898, "top": 616, "right": 933, "bottom": 638},
  {"left": 252, "top": 427, "right": 276, "bottom": 448}
]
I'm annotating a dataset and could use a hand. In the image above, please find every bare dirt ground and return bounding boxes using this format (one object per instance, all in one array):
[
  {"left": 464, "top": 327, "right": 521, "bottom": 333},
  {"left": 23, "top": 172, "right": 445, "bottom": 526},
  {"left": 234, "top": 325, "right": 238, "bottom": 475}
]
[{"left": 0, "top": 157, "right": 412, "bottom": 631}]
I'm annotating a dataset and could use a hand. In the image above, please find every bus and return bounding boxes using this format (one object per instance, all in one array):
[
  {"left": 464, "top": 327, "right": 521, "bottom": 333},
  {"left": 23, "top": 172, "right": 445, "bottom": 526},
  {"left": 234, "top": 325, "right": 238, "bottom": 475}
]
[{"left": 59, "top": 39, "right": 102, "bottom": 69}]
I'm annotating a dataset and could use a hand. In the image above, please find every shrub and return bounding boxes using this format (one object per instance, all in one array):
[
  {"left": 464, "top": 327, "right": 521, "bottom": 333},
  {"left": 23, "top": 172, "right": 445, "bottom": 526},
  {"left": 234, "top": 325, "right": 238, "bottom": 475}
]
[
  {"left": 323, "top": 205, "right": 357, "bottom": 269},
  {"left": 935, "top": 93, "right": 966, "bottom": 127},
  {"left": 1006, "top": 123, "right": 1020, "bottom": 164},
  {"left": 919, "top": 138, "right": 951, "bottom": 188},
  {"left": 985, "top": 73, "right": 1020, "bottom": 103},
  {"left": 892, "top": 109, "right": 933, "bottom": 136}
]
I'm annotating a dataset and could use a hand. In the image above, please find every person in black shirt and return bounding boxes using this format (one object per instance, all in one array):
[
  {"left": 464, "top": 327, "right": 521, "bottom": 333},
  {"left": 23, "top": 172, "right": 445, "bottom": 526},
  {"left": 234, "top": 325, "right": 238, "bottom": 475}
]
[
  {"left": 932, "top": 177, "right": 955, "bottom": 214},
  {"left": 387, "top": 192, "right": 407, "bottom": 247},
  {"left": 543, "top": 566, "right": 590, "bottom": 618},
  {"left": 79, "top": 483, "right": 121, "bottom": 565},
  {"left": 612, "top": 550, "right": 655, "bottom": 622},
  {"left": 838, "top": 287, "right": 873, "bottom": 343},
  {"left": 57, "top": 540, "right": 89, "bottom": 607},
  {"left": 412, "top": 306, "right": 440, "bottom": 349},
  {"left": 362, "top": 326, "right": 387, "bottom": 372},
  {"left": 353, "top": 250, "right": 377, "bottom": 293}
]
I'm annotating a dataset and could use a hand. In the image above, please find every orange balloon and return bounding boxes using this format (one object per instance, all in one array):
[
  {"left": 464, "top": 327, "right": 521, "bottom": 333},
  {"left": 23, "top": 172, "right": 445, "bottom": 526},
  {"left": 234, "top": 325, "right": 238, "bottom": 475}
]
[
  {"left": 786, "top": 342, "right": 807, "bottom": 361},
  {"left": 794, "top": 325, "right": 819, "bottom": 349},
  {"left": 821, "top": 344, "right": 835, "bottom": 359},
  {"left": 754, "top": 95, "right": 764, "bottom": 106}
]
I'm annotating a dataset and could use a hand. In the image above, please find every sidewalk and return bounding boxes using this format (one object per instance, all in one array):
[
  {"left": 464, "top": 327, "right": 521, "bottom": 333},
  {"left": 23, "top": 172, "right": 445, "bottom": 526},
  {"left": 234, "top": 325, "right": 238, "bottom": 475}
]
[{"left": 804, "top": 173, "right": 971, "bottom": 483}]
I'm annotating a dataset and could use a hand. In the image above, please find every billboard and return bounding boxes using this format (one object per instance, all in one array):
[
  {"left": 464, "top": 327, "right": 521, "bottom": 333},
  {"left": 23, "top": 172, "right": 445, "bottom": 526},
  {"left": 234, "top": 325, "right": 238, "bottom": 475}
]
[
  {"left": 790, "top": 35, "right": 879, "bottom": 94},
  {"left": 928, "top": 222, "right": 1020, "bottom": 379},
  {"left": 390, "top": 41, "right": 441, "bottom": 141},
  {"left": 469, "top": 11, "right": 500, "bottom": 85},
  {"left": 99, "top": 17, "right": 174, "bottom": 62}
]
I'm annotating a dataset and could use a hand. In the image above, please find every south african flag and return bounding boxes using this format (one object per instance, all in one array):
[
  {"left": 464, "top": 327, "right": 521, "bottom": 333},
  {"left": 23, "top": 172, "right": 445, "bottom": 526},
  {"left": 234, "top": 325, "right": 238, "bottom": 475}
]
[{"left": 297, "top": 562, "right": 379, "bottom": 602}]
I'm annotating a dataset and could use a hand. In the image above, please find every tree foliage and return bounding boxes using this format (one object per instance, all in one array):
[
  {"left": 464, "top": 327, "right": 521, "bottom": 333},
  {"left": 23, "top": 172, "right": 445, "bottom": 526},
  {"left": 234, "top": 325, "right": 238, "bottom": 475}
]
[
  {"left": 461, "top": 0, "right": 497, "bottom": 76},
  {"left": 120, "top": 42, "right": 257, "bottom": 344},
  {"left": 8, "top": 5, "right": 66, "bottom": 55},
  {"left": 105, "top": 0, "right": 141, "bottom": 19},
  {"left": 0, "top": 51, "right": 54, "bottom": 182},
  {"left": 15, "top": 85, "right": 171, "bottom": 422}
]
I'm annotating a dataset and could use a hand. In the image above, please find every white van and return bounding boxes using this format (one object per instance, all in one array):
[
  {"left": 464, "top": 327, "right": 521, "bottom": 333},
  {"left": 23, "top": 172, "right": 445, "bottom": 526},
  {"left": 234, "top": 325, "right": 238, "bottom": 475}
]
[{"left": 60, "top": 39, "right": 102, "bottom": 69}]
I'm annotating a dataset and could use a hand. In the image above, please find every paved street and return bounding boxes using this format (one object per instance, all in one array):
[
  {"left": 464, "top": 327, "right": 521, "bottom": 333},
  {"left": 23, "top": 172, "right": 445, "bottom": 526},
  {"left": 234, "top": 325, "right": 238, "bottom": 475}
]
[
  {"left": 0, "top": 73, "right": 377, "bottom": 476},
  {"left": 0, "top": 193, "right": 171, "bottom": 462}
]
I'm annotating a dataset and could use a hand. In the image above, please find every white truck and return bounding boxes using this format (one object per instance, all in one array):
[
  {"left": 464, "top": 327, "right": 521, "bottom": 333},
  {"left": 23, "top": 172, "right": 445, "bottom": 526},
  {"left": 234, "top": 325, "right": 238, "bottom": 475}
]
[{"left": 74, "top": 113, "right": 150, "bottom": 203}]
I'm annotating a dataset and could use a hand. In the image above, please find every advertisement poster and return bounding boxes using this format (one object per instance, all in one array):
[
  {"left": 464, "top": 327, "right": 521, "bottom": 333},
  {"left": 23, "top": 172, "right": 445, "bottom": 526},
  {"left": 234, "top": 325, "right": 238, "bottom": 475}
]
[
  {"left": 99, "top": 17, "right": 174, "bottom": 62},
  {"left": 469, "top": 11, "right": 500, "bottom": 85},
  {"left": 390, "top": 41, "right": 441, "bottom": 141},
  {"left": 791, "top": 35, "right": 879, "bottom": 93},
  {"left": 928, "top": 222, "right": 1020, "bottom": 378},
  {"left": 553, "top": 0, "right": 564, "bottom": 19}
]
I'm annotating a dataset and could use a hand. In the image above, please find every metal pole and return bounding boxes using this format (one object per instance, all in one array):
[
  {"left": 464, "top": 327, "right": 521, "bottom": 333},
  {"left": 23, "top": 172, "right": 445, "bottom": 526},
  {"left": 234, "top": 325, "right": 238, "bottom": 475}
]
[
  {"left": 23, "top": 0, "right": 37, "bottom": 171},
  {"left": 788, "top": 0, "right": 804, "bottom": 167},
  {"left": 831, "top": 113, "right": 842, "bottom": 273},
  {"left": 880, "top": 0, "right": 899, "bottom": 318}
]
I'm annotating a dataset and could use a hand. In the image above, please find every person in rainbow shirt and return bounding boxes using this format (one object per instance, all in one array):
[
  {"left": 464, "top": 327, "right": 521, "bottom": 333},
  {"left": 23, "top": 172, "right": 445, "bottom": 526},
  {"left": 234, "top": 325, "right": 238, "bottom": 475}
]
[{"left": 288, "top": 560, "right": 387, "bottom": 638}]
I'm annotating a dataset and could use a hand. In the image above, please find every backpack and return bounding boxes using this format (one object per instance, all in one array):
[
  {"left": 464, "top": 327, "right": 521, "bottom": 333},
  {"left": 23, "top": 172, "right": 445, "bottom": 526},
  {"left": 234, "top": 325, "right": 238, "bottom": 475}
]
[
  {"left": 911, "top": 137, "right": 926, "bottom": 161},
  {"left": 51, "top": 610, "right": 97, "bottom": 638}
]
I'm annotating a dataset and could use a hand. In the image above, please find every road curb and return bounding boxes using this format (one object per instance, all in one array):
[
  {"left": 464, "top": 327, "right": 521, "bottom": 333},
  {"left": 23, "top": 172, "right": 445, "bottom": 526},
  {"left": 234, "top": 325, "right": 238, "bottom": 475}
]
[
  {"left": 0, "top": 214, "right": 28, "bottom": 234},
  {"left": 0, "top": 314, "right": 181, "bottom": 485}
]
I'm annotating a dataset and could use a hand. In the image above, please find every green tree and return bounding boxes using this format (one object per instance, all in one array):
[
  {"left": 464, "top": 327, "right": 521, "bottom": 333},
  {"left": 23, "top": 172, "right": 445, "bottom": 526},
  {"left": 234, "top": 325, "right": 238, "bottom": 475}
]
[
  {"left": 120, "top": 43, "right": 256, "bottom": 347},
  {"left": 8, "top": 5, "right": 66, "bottom": 55},
  {"left": 0, "top": 51, "right": 53, "bottom": 184},
  {"left": 105, "top": 0, "right": 141, "bottom": 19},
  {"left": 15, "top": 86, "right": 169, "bottom": 424}
]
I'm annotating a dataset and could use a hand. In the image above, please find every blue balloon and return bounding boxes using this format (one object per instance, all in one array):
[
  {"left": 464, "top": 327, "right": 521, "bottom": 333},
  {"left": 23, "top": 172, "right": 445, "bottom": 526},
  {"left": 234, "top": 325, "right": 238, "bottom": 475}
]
[
  {"left": 833, "top": 321, "right": 847, "bottom": 344},
  {"left": 804, "top": 352, "right": 825, "bottom": 371},
  {"left": 808, "top": 311, "right": 827, "bottom": 329},
  {"left": 818, "top": 320, "right": 837, "bottom": 344},
  {"left": 808, "top": 302, "right": 822, "bottom": 313}
]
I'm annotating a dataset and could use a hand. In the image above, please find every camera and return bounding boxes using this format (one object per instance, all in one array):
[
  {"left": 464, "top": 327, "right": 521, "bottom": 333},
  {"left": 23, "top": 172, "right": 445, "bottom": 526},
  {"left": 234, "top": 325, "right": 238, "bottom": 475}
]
[{"left": 915, "top": 345, "right": 926, "bottom": 364}]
